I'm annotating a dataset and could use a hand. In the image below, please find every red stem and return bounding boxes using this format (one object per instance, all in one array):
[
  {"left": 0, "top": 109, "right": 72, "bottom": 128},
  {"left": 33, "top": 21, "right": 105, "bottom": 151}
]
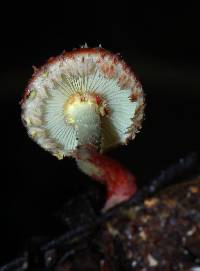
[{"left": 76, "top": 146, "right": 137, "bottom": 211}]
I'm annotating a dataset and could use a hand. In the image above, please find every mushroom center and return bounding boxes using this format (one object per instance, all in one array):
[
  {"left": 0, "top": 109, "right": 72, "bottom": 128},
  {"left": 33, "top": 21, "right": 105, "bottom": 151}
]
[
  {"left": 63, "top": 93, "right": 108, "bottom": 149},
  {"left": 64, "top": 93, "right": 107, "bottom": 123}
]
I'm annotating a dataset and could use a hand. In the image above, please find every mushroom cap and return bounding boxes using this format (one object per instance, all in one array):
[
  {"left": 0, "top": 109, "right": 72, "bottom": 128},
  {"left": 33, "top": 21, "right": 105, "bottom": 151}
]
[{"left": 21, "top": 47, "right": 144, "bottom": 159}]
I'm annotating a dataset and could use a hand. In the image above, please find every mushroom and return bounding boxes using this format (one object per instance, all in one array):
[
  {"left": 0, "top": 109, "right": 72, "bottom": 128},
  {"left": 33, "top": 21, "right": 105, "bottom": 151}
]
[{"left": 21, "top": 46, "right": 145, "bottom": 211}]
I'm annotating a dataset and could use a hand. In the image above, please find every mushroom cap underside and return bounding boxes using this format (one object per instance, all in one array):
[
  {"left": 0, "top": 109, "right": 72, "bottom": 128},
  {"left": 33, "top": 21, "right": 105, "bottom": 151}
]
[{"left": 21, "top": 47, "right": 144, "bottom": 159}]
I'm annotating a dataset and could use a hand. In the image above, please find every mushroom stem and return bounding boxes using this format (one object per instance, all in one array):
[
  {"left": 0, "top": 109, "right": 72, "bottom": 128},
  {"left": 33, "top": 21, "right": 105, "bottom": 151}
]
[
  {"left": 66, "top": 95, "right": 137, "bottom": 211},
  {"left": 76, "top": 146, "right": 137, "bottom": 211},
  {"left": 64, "top": 93, "right": 101, "bottom": 149}
]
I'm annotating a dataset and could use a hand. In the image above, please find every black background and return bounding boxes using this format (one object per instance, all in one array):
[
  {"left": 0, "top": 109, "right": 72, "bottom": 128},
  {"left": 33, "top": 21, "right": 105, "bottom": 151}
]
[{"left": 0, "top": 3, "right": 200, "bottom": 265}]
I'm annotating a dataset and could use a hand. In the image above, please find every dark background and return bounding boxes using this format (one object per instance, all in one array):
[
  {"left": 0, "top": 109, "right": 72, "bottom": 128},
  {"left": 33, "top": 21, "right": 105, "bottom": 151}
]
[{"left": 0, "top": 4, "right": 200, "bottom": 266}]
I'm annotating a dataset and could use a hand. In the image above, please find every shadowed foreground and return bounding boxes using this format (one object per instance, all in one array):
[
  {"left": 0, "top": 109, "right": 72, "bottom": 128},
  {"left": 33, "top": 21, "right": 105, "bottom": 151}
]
[{"left": 1, "top": 154, "right": 200, "bottom": 271}]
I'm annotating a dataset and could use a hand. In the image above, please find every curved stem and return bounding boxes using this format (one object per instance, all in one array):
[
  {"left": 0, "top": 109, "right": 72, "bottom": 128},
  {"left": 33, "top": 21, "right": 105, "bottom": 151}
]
[
  {"left": 76, "top": 146, "right": 137, "bottom": 211},
  {"left": 70, "top": 100, "right": 137, "bottom": 211}
]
